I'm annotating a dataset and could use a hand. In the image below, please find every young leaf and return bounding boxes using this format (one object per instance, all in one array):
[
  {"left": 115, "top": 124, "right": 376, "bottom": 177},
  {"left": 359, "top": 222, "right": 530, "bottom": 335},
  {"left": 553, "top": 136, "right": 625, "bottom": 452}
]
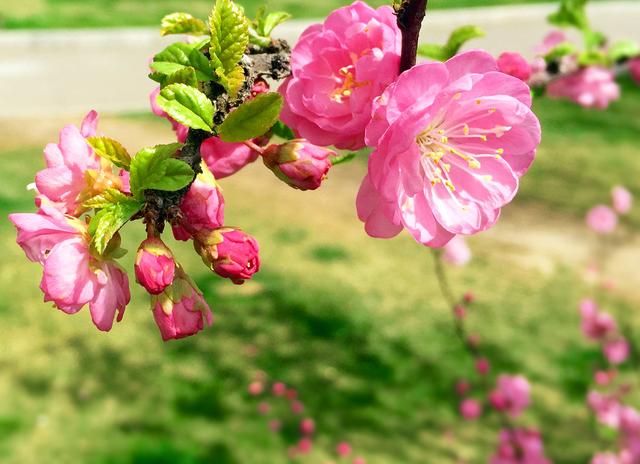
[
  {"left": 151, "top": 42, "right": 214, "bottom": 81},
  {"left": 443, "top": 25, "right": 485, "bottom": 58},
  {"left": 544, "top": 42, "right": 578, "bottom": 62},
  {"left": 271, "top": 121, "right": 295, "bottom": 140},
  {"left": 209, "top": 0, "right": 249, "bottom": 75},
  {"left": 609, "top": 40, "right": 640, "bottom": 62},
  {"left": 218, "top": 92, "right": 283, "bottom": 142},
  {"left": 417, "top": 43, "right": 448, "bottom": 61},
  {"left": 146, "top": 159, "right": 195, "bottom": 192},
  {"left": 156, "top": 84, "right": 215, "bottom": 132},
  {"left": 548, "top": 0, "right": 589, "bottom": 31},
  {"left": 161, "top": 12, "right": 208, "bottom": 36},
  {"left": 578, "top": 50, "right": 609, "bottom": 67},
  {"left": 83, "top": 188, "right": 129, "bottom": 209},
  {"left": 86, "top": 136, "right": 132, "bottom": 170},
  {"left": 259, "top": 12, "right": 291, "bottom": 36},
  {"left": 90, "top": 197, "right": 142, "bottom": 255},
  {"left": 129, "top": 143, "right": 183, "bottom": 197},
  {"left": 330, "top": 152, "right": 358, "bottom": 166},
  {"left": 163, "top": 67, "right": 198, "bottom": 88},
  {"left": 225, "top": 65, "right": 245, "bottom": 98}
]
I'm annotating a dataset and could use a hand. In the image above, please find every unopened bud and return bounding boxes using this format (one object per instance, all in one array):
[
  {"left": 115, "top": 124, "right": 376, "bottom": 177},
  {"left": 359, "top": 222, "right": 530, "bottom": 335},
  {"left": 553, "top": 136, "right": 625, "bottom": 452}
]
[
  {"left": 135, "top": 237, "right": 175, "bottom": 295},
  {"left": 262, "top": 139, "right": 334, "bottom": 190}
]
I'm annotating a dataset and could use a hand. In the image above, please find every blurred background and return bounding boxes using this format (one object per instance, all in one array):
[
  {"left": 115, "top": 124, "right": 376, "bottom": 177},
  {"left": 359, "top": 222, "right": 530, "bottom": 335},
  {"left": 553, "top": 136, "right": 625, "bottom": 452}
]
[{"left": 1, "top": 0, "right": 640, "bottom": 462}]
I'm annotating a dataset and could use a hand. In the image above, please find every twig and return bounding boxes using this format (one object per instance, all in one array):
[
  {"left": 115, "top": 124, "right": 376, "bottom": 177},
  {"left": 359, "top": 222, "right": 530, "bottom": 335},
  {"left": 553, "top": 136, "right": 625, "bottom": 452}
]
[{"left": 396, "top": 0, "right": 429, "bottom": 73}]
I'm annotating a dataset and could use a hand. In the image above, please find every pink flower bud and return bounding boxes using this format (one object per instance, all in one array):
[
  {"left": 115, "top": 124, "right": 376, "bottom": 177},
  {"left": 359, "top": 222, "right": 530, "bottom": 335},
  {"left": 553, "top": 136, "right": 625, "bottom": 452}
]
[
  {"left": 258, "top": 402, "right": 271, "bottom": 415},
  {"left": 455, "top": 380, "right": 471, "bottom": 396},
  {"left": 460, "top": 398, "right": 482, "bottom": 420},
  {"left": 489, "top": 375, "right": 531, "bottom": 417},
  {"left": 463, "top": 291, "right": 475, "bottom": 304},
  {"left": 272, "top": 382, "right": 287, "bottom": 396},
  {"left": 497, "top": 52, "right": 532, "bottom": 82},
  {"left": 251, "top": 78, "right": 270, "bottom": 98},
  {"left": 612, "top": 186, "right": 632, "bottom": 214},
  {"left": 262, "top": 140, "right": 334, "bottom": 190},
  {"left": 475, "top": 358, "right": 490, "bottom": 375},
  {"left": 594, "top": 370, "right": 616, "bottom": 386},
  {"left": 134, "top": 237, "right": 176, "bottom": 295},
  {"left": 248, "top": 381, "right": 263, "bottom": 396},
  {"left": 268, "top": 419, "right": 281, "bottom": 432},
  {"left": 194, "top": 228, "right": 260, "bottom": 284},
  {"left": 291, "top": 400, "right": 305, "bottom": 414},
  {"left": 454, "top": 305, "right": 467, "bottom": 320},
  {"left": 285, "top": 388, "right": 298, "bottom": 400},
  {"left": 336, "top": 442, "right": 352, "bottom": 457},
  {"left": 297, "top": 437, "right": 313, "bottom": 454},
  {"left": 300, "top": 418, "right": 315, "bottom": 435},
  {"left": 604, "top": 338, "right": 630, "bottom": 365},
  {"left": 467, "top": 334, "right": 481, "bottom": 348},
  {"left": 586, "top": 205, "right": 618, "bottom": 234},
  {"left": 628, "top": 57, "right": 640, "bottom": 85},
  {"left": 151, "top": 266, "right": 213, "bottom": 341},
  {"left": 353, "top": 457, "right": 367, "bottom": 464}
]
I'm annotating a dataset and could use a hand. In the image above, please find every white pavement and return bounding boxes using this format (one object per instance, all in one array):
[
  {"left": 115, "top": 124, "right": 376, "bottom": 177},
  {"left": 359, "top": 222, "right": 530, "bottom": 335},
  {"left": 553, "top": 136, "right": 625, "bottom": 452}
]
[{"left": 0, "top": 1, "right": 638, "bottom": 117}]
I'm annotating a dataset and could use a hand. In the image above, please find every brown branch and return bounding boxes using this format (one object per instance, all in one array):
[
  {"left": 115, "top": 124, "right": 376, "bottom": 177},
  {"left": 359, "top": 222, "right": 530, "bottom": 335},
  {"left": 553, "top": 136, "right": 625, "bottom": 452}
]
[{"left": 396, "top": 0, "right": 429, "bottom": 73}]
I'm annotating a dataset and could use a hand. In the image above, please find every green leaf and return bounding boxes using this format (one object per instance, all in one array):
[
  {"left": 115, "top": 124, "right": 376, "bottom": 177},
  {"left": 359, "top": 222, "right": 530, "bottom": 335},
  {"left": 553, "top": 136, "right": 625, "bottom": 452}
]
[
  {"left": 218, "top": 92, "right": 283, "bottom": 142},
  {"left": 248, "top": 26, "right": 272, "bottom": 47},
  {"left": 578, "top": 49, "right": 609, "bottom": 67},
  {"left": 163, "top": 67, "right": 198, "bottom": 88},
  {"left": 209, "top": 0, "right": 249, "bottom": 75},
  {"left": 583, "top": 29, "right": 606, "bottom": 51},
  {"left": 330, "top": 152, "right": 357, "bottom": 166},
  {"left": 548, "top": 0, "right": 589, "bottom": 31},
  {"left": 417, "top": 43, "right": 448, "bottom": 61},
  {"left": 271, "top": 121, "right": 295, "bottom": 140},
  {"left": 129, "top": 143, "right": 184, "bottom": 198},
  {"left": 151, "top": 42, "right": 214, "bottom": 81},
  {"left": 259, "top": 12, "right": 291, "bottom": 36},
  {"left": 89, "top": 197, "right": 142, "bottom": 255},
  {"left": 156, "top": 84, "right": 215, "bottom": 132},
  {"left": 161, "top": 12, "right": 208, "bottom": 36},
  {"left": 443, "top": 25, "right": 485, "bottom": 58},
  {"left": 609, "top": 40, "right": 640, "bottom": 62},
  {"left": 146, "top": 158, "right": 195, "bottom": 191},
  {"left": 83, "top": 188, "right": 128, "bottom": 209},
  {"left": 544, "top": 42, "right": 578, "bottom": 62},
  {"left": 86, "top": 136, "right": 132, "bottom": 170}
]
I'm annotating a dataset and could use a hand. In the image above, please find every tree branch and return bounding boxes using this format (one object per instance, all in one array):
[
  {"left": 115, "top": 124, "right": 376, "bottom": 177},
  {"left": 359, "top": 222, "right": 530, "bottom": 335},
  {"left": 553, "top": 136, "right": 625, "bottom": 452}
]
[{"left": 396, "top": 0, "right": 429, "bottom": 73}]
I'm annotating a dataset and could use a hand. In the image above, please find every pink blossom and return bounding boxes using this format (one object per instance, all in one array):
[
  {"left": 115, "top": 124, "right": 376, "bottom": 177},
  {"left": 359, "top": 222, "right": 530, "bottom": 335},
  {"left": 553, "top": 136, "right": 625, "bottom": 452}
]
[
  {"left": 460, "top": 398, "right": 482, "bottom": 420},
  {"left": 454, "top": 305, "right": 467, "bottom": 320},
  {"left": 248, "top": 381, "right": 263, "bottom": 396},
  {"left": 10, "top": 205, "right": 130, "bottom": 331},
  {"left": 262, "top": 140, "right": 334, "bottom": 190},
  {"left": 297, "top": 437, "right": 312, "bottom": 454},
  {"left": 629, "top": 58, "right": 640, "bottom": 85},
  {"left": 279, "top": 1, "right": 401, "bottom": 150},
  {"left": 594, "top": 370, "right": 616, "bottom": 386},
  {"left": 258, "top": 401, "right": 271, "bottom": 415},
  {"left": 300, "top": 418, "right": 315, "bottom": 435},
  {"left": 548, "top": 67, "right": 620, "bottom": 109},
  {"left": 151, "top": 266, "right": 213, "bottom": 341},
  {"left": 489, "top": 375, "right": 531, "bottom": 417},
  {"left": 200, "top": 136, "right": 260, "bottom": 179},
  {"left": 535, "top": 30, "right": 568, "bottom": 56},
  {"left": 353, "top": 457, "right": 367, "bottom": 464},
  {"left": 498, "top": 52, "right": 532, "bottom": 82},
  {"left": 172, "top": 163, "right": 224, "bottom": 241},
  {"left": 268, "top": 419, "right": 281, "bottom": 432},
  {"left": 604, "top": 338, "right": 630, "bottom": 365},
  {"left": 194, "top": 228, "right": 260, "bottom": 284},
  {"left": 336, "top": 442, "right": 352, "bottom": 457},
  {"left": 586, "top": 205, "right": 618, "bottom": 234},
  {"left": 442, "top": 236, "right": 471, "bottom": 266},
  {"left": 620, "top": 406, "right": 640, "bottom": 435},
  {"left": 612, "top": 186, "right": 632, "bottom": 215},
  {"left": 357, "top": 50, "right": 540, "bottom": 247},
  {"left": 588, "top": 391, "right": 623, "bottom": 428},
  {"left": 475, "top": 357, "right": 490, "bottom": 375},
  {"left": 134, "top": 237, "right": 175, "bottom": 295},
  {"left": 580, "top": 298, "right": 617, "bottom": 341},
  {"left": 285, "top": 388, "right": 298, "bottom": 400},
  {"left": 150, "top": 87, "right": 189, "bottom": 143},
  {"left": 272, "top": 382, "right": 287, "bottom": 396},
  {"left": 455, "top": 380, "right": 471, "bottom": 396},
  {"left": 291, "top": 400, "right": 305, "bottom": 414},
  {"left": 490, "top": 428, "right": 551, "bottom": 464},
  {"left": 463, "top": 291, "right": 475, "bottom": 303}
]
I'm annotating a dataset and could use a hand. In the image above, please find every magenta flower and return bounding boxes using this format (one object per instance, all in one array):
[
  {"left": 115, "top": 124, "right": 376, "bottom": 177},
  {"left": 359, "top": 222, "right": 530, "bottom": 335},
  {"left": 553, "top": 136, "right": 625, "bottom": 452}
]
[
  {"left": 475, "top": 357, "right": 490, "bottom": 375},
  {"left": 336, "top": 442, "right": 352, "bottom": 457},
  {"left": 151, "top": 266, "right": 213, "bottom": 341},
  {"left": 272, "top": 382, "right": 287, "bottom": 396},
  {"left": 604, "top": 338, "right": 630, "bottom": 365},
  {"left": 497, "top": 52, "right": 532, "bottom": 82},
  {"left": 490, "top": 428, "right": 551, "bottom": 464},
  {"left": 579, "top": 299, "right": 617, "bottom": 341},
  {"left": 194, "top": 228, "right": 260, "bottom": 284},
  {"left": 134, "top": 237, "right": 176, "bottom": 295},
  {"left": 442, "top": 235, "right": 471, "bottom": 266},
  {"left": 9, "top": 204, "right": 130, "bottom": 331},
  {"left": 262, "top": 140, "right": 334, "bottom": 190},
  {"left": 357, "top": 50, "right": 540, "bottom": 247},
  {"left": 297, "top": 437, "right": 312, "bottom": 454},
  {"left": 300, "top": 418, "right": 315, "bottom": 435},
  {"left": 172, "top": 163, "right": 225, "bottom": 241},
  {"left": 489, "top": 375, "right": 531, "bottom": 417},
  {"left": 460, "top": 398, "right": 482, "bottom": 420},
  {"left": 201, "top": 136, "right": 260, "bottom": 179},
  {"left": 279, "top": 1, "right": 401, "bottom": 150},
  {"left": 612, "top": 186, "right": 632, "bottom": 214},
  {"left": 150, "top": 87, "right": 189, "bottom": 143},
  {"left": 548, "top": 66, "right": 620, "bottom": 109},
  {"left": 586, "top": 205, "right": 618, "bottom": 234},
  {"left": 630, "top": 58, "right": 640, "bottom": 85}
]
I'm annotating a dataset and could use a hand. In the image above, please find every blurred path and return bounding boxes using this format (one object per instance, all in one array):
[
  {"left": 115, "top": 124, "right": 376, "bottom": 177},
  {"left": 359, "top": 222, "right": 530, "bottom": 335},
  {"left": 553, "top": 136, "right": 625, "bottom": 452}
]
[{"left": 0, "top": 1, "right": 639, "bottom": 117}]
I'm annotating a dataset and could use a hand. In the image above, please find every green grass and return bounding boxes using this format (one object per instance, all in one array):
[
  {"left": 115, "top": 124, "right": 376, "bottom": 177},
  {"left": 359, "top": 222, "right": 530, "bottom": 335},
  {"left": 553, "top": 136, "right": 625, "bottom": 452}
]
[
  {"left": 1, "top": 77, "right": 639, "bottom": 463},
  {"left": 0, "top": 0, "right": 616, "bottom": 29}
]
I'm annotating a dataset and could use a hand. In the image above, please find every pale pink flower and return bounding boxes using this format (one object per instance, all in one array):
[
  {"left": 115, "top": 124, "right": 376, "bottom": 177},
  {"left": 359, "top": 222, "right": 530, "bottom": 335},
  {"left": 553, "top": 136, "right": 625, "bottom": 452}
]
[
  {"left": 594, "top": 370, "right": 616, "bottom": 386},
  {"left": 353, "top": 457, "right": 367, "bottom": 464},
  {"left": 629, "top": 58, "right": 640, "bottom": 85},
  {"left": 248, "top": 381, "right": 263, "bottom": 396},
  {"left": 620, "top": 406, "right": 640, "bottom": 435},
  {"left": 535, "top": 30, "right": 568, "bottom": 56},
  {"left": 498, "top": 52, "right": 532, "bottom": 82},
  {"left": 442, "top": 236, "right": 471, "bottom": 266},
  {"left": 548, "top": 67, "right": 620, "bottom": 109},
  {"left": 357, "top": 50, "right": 540, "bottom": 247},
  {"left": 262, "top": 140, "right": 334, "bottom": 190},
  {"left": 586, "top": 205, "right": 618, "bottom": 234},
  {"left": 579, "top": 298, "right": 617, "bottom": 341},
  {"left": 489, "top": 375, "right": 531, "bottom": 417},
  {"left": 150, "top": 87, "right": 189, "bottom": 143},
  {"left": 336, "top": 442, "right": 352, "bottom": 457},
  {"left": 151, "top": 266, "right": 213, "bottom": 341},
  {"left": 612, "top": 186, "right": 632, "bottom": 214},
  {"left": 200, "top": 136, "right": 260, "bottom": 179},
  {"left": 460, "top": 398, "right": 482, "bottom": 420},
  {"left": 588, "top": 391, "right": 623, "bottom": 428},
  {"left": 134, "top": 237, "right": 175, "bottom": 295},
  {"left": 591, "top": 452, "right": 622, "bottom": 464},
  {"left": 300, "top": 418, "right": 315, "bottom": 435},
  {"left": 279, "top": 1, "right": 401, "bottom": 150},
  {"left": 490, "top": 428, "right": 551, "bottom": 464},
  {"left": 604, "top": 338, "right": 630, "bottom": 365}
]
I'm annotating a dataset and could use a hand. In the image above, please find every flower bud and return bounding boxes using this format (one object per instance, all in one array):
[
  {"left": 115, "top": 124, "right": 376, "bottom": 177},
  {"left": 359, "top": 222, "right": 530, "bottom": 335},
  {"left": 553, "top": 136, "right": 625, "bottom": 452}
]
[
  {"left": 134, "top": 237, "right": 176, "bottom": 295},
  {"left": 151, "top": 266, "right": 213, "bottom": 341},
  {"left": 262, "top": 140, "right": 334, "bottom": 191},
  {"left": 586, "top": 205, "right": 618, "bottom": 234},
  {"left": 194, "top": 227, "right": 260, "bottom": 284},
  {"left": 460, "top": 398, "right": 482, "bottom": 420},
  {"left": 612, "top": 185, "right": 632, "bottom": 214},
  {"left": 630, "top": 57, "right": 640, "bottom": 85},
  {"left": 497, "top": 51, "right": 532, "bottom": 82}
]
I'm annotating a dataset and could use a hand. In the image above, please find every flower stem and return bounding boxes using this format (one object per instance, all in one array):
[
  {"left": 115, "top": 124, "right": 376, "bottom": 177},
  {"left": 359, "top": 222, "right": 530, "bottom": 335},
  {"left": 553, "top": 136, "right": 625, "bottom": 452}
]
[
  {"left": 396, "top": 0, "right": 429, "bottom": 73},
  {"left": 243, "top": 139, "right": 266, "bottom": 155}
]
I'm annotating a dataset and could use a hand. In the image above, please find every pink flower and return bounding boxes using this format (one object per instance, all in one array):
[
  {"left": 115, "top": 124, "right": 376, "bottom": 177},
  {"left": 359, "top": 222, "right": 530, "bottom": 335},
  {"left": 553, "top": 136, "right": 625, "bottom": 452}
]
[
  {"left": 594, "top": 370, "right": 616, "bottom": 386},
  {"left": 262, "top": 140, "right": 334, "bottom": 190},
  {"left": 586, "top": 205, "right": 618, "bottom": 234},
  {"left": 194, "top": 228, "right": 260, "bottom": 284},
  {"left": 151, "top": 266, "right": 213, "bottom": 341},
  {"left": 336, "top": 442, "right": 352, "bottom": 457},
  {"left": 279, "top": 1, "right": 401, "bottom": 150},
  {"left": 172, "top": 163, "right": 224, "bottom": 241},
  {"left": 10, "top": 205, "right": 130, "bottom": 331},
  {"left": 489, "top": 375, "right": 531, "bottom": 417},
  {"left": 442, "top": 236, "right": 471, "bottom": 266},
  {"left": 588, "top": 391, "right": 622, "bottom": 428},
  {"left": 297, "top": 437, "right": 312, "bottom": 454},
  {"left": 490, "top": 428, "right": 551, "bottom": 464},
  {"left": 285, "top": 388, "right": 298, "bottom": 400},
  {"left": 548, "top": 67, "right": 620, "bottom": 109},
  {"left": 150, "top": 87, "right": 189, "bottom": 143},
  {"left": 200, "top": 136, "right": 260, "bottom": 179},
  {"left": 463, "top": 291, "right": 475, "bottom": 303},
  {"left": 604, "top": 338, "right": 630, "bottom": 365},
  {"left": 300, "top": 418, "right": 315, "bottom": 435},
  {"left": 460, "top": 398, "right": 482, "bottom": 420},
  {"left": 258, "top": 401, "right": 271, "bottom": 415},
  {"left": 579, "top": 298, "right": 617, "bottom": 341},
  {"left": 629, "top": 57, "right": 640, "bottom": 85},
  {"left": 498, "top": 52, "right": 532, "bottom": 82},
  {"left": 454, "top": 305, "right": 467, "bottom": 320},
  {"left": 455, "top": 380, "right": 471, "bottom": 396},
  {"left": 591, "top": 452, "right": 622, "bottom": 464},
  {"left": 291, "top": 400, "right": 305, "bottom": 414},
  {"left": 248, "top": 381, "right": 263, "bottom": 396},
  {"left": 475, "top": 357, "right": 490, "bottom": 375},
  {"left": 272, "top": 382, "right": 287, "bottom": 396},
  {"left": 535, "top": 30, "right": 568, "bottom": 57},
  {"left": 353, "top": 457, "right": 367, "bottom": 464},
  {"left": 268, "top": 419, "right": 281, "bottom": 431},
  {"left": 357, "top": 50, "right": 540, "bottom": 247},
  {"left": 134, "top": 237, "right": 175, "bottom": 295},
  {"left": 612, "top": 186, "right": 632, "bottom": 214}
]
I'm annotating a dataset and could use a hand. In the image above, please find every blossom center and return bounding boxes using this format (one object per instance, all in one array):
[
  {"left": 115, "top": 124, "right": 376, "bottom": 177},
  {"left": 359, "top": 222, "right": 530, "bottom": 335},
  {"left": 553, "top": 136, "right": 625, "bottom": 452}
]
[{"left": 331, "top": 65, "right": 368, "bottom": 103}]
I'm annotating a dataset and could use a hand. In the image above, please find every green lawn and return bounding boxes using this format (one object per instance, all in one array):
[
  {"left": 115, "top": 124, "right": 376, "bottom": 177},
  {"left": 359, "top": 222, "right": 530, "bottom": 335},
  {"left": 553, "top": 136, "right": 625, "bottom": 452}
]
[
  {"left": 0, "top": 0, "right": 615, "bottom": 29},
  {"left": 0, "top": 77, "right": 639, "bottom": 463}
]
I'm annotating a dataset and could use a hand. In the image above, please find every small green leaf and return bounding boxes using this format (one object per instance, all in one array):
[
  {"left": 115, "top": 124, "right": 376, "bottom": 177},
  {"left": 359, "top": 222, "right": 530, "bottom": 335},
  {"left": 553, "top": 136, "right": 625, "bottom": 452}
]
[
  {"left": 544, "top": 42, "right": 577, "bottom": 62},
  {"left": 83, "top": 188, "right": 128, "bottom": 209},
  {"left": 578, "top": 49, "right": 609, "bottom": 67},
  {"left": 248, "top": 26, "right": 271, "bottom": 47},
  {"left": 225, "top": 65, "right": 245, "bottom": 98},
  {"left": 218, "top": 92, "right": 283, "bottom": 142},
  {"left": 583, "top": 29, "right": 606, "bottom": 51},
  {"left": 271, "top": 121, "right": 295, "bottom": 140},
  {"left": 609, "top": 40, "right": 640, "bottom": 62},
  {"left": 209, "top": 0, "right": 249, "bottom": 75},
  {"left": 151, "top": 42, "right": 214, "bottom": 81},
  {"left": 129, "top": 143, "right": 183, "bottom": 198},
  {"left": 443, "top": 25, "right": 485, "bottom": 58},
  {"left": 163, "top": 67, "right": 198, "bottom": 88},
  {"left": 146, "top": 158, "right": 194, "bottom": 191},
  {"left": 417, "top": 43, "right": 448, "bottom": 61},
  {"left": 330, "top": 152, "right": 357, "bottom": 166},
  {"left": 161, "top": 12, "right": 208, "bottom": 36},
  {"left": 548, "top": 0, "right": 589, "bottom": 31},
  {"left": 86, "top": 136, "right": 132, "bottom": 169},
  {"left": 259, "top": 12, "right": 291, "bottom": 36},
  {"left": 89, "top": 197, "right": 142, "bottom": 255},
  {"left": 156, "top": 84, "right": 215, "bottom": 132}
]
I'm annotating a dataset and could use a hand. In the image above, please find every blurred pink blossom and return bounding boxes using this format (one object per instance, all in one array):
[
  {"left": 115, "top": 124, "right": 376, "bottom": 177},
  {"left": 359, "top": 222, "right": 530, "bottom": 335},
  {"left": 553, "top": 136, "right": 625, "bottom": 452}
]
[
  {"left": 548, "top": 67, "right": 620, "bottom": 109},
  {"left": 490, "top": 428, "right": 551, "bottom": 464},
  {"left": 300, "top": 418, "right": 315, "bottom": 435},
  {"left": 612, "top": 186, "right": 632, "bottom": 215},
  {"left": 489, "top": 375, "right": 531, "bottom": 417},
  {"left": 272, "top": 382, "right": 287, "bottom": 396},
  {"left": 475, "top": 357, "right": 490, "bottom": 375},
  {"left": 297, "top": 437, "right": 313, "bottom": 454},
  {"left": 442, "top": 236, "right": 472, "bottom": 267},
  {"left": 460, "top": 398, "right": 482, "bottom": 420},
  {"left": 604, "top": 338, "right": 630, "bottom": 365},
  {"left": 580, "top": 299, "right": 617, "bottom": 341},
  {"left": 497, "top": 52, "right": 532, "bottom": 81},
  {"left": 586, "top": 205, "right": 618, "bottom": 234},
  {"left": 336, "top": 442, "right": 352, "bottom": 457},
  {"left": 248, "top": 381, "right": 264, "bottom": 396}
]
